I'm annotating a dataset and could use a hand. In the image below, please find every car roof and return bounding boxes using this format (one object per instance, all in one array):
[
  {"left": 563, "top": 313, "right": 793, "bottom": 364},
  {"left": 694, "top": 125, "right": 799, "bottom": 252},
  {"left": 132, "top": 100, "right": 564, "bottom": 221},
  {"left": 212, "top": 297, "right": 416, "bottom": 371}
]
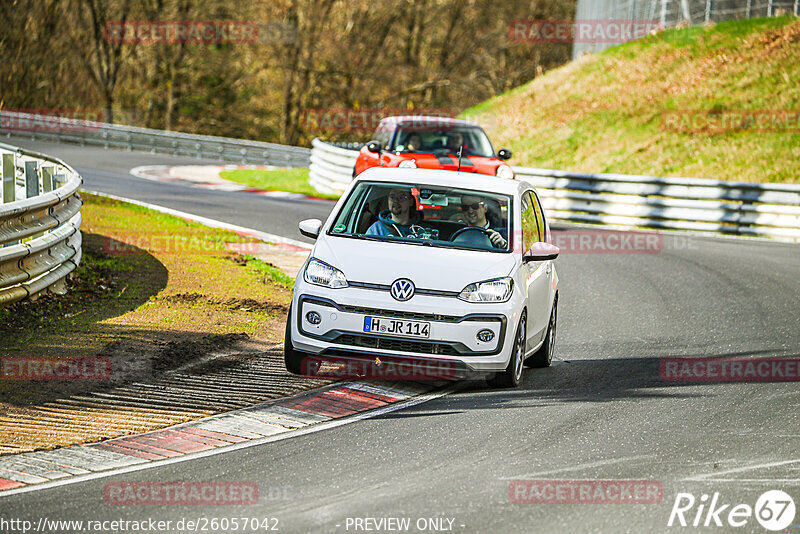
[
  {"left": 378, "top": 116, "right": 481, "bottom": 129},
  {"left": 355, "top": 167, "right": 526, "bottom": 196}
]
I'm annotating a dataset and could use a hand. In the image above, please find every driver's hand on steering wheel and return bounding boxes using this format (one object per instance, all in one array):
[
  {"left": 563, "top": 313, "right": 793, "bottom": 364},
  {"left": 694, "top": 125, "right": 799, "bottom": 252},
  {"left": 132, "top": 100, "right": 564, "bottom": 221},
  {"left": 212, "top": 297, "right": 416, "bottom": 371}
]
[{"left": 487, "top": 229, "right": 507, "bottom": 249}]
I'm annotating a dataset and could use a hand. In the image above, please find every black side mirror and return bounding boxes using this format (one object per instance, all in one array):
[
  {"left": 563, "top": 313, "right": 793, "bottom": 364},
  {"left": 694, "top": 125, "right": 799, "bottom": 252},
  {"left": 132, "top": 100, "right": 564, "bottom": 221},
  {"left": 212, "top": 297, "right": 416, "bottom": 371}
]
[
  {"left": 366, "top": 140, "right": 382, "bottom": 153},
  {"left": 523, "top": 242, "right": 560, "bottom": 263},
  {"left": 497, "top": 148, "right": 512, "bottom": 160}
]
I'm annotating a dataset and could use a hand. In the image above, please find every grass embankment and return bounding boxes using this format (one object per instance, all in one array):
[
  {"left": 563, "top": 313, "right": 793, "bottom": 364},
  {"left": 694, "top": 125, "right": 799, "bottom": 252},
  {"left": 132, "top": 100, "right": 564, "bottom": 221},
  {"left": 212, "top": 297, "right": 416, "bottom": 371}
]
[
  {"left": 465, "top": 16, "right": 800, "bottom": 183},
  {"left": 0, "top": 192, "right": 293, "bottom": 407},
  {"left": 220, "top": 167, "right": 341, "bottom": 200}
]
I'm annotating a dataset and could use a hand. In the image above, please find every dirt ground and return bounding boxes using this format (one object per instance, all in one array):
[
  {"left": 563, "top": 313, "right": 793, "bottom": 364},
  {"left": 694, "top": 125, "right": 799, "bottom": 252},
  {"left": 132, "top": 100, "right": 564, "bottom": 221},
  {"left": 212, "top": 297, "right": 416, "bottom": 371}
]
[{"left": 0, "top": 194, "right": 324, "bottom": 454}]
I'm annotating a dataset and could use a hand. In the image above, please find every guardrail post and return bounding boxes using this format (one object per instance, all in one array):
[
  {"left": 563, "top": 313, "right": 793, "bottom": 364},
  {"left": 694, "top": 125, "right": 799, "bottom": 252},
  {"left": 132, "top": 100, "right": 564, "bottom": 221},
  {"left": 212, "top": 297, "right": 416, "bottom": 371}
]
[
  {"left": 42, "top": 166, "right": 55, "bottom": 193},
  {"left": 24, "top": 160, "right": 40, "bottom": 199},
  {"left": 2, "top": 153, "right": 14, "bottom": 203}
]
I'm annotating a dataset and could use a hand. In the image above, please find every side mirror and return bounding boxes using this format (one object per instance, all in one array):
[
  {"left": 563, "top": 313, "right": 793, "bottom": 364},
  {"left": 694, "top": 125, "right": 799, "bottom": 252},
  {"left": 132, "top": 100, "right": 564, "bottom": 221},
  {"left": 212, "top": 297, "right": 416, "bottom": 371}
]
[
  {"left": 497, "top": 148, "right": 512, "bottom": 160},
  {"left": 299, "top": 218, "right": 322, "bottom": 239},
  {"left": 523, "top": 242, "right": 559, "bottom": 262},
  {"left": 366, "top": 140, "right": 382, "bottom": 154}
]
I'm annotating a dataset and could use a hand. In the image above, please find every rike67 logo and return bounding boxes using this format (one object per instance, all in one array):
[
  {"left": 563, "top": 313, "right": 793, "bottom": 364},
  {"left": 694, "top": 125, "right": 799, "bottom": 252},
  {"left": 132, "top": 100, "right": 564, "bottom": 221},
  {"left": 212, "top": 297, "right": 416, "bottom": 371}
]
[{"left": 668, "top": 490, "right": 796, "bottom": 531}]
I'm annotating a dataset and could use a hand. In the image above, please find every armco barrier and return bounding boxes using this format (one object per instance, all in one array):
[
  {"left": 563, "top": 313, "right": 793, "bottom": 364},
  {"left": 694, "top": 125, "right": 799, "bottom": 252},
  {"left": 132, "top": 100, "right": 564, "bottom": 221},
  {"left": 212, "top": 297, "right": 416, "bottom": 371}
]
[
  {"left": 308, "top": 138, "right": 800, "bottom": 241},
  {"left": 308, "top": 138, "right": 359, "bottom": 195},
  {"left": 0, "top": 110, "right": 311, "bottom": 167},
  {"left": 0, "top": 142, "right": 82, "bottom": 306}
]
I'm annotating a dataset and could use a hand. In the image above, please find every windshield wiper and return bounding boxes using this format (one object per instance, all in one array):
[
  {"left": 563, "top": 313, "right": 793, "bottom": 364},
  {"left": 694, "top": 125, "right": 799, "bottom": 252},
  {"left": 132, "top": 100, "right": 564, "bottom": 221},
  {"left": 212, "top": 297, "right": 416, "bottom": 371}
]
[{"left": 339, "top": 233, "right": 384, "bottom": 242}]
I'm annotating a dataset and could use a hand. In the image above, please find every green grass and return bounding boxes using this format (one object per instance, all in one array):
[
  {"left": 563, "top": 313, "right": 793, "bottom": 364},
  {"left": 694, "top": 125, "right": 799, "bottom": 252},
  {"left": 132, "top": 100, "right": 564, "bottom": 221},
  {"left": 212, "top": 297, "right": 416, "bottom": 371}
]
[
  {"left": 1, "top": 192, "right": 295, "bottom": 359},
  {"left": 462, "top": 16, "right": 800, "bottom": 183},
  {"left": 219, "top": 168, "right": 341, "bottom": 200},
  {"left": 241, "top": 255, "right": 296, "bottom": 288}
]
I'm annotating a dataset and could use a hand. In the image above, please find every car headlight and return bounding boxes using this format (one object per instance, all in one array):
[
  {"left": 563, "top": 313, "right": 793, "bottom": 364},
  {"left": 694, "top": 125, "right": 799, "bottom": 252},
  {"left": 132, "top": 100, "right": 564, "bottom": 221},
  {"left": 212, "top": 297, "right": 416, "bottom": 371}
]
[
  {"left": 458, "top": 277, "right": 514, "bottom": 303},
  {"left": 304, "top": 258, "right": 348, "bottom": 288},
  {"left": 496, "top": 164, "right": 514, "bottom": 180},
  {"left": 398, "top": 159, "right": 417, "bottom": 168}
]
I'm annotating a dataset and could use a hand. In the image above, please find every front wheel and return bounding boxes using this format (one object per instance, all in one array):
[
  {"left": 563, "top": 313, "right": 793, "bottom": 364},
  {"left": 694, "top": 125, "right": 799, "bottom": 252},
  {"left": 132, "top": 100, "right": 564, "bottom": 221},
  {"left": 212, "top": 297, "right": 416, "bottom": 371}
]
[
  {"left": 284, "top": 306, "right": 303, "bottom": 375},
  {"left": 487, "top": 313, "right": 526, "bottom": 388},
  {"left": 525, "top": 296, "right": 557, "bottom": 368}
]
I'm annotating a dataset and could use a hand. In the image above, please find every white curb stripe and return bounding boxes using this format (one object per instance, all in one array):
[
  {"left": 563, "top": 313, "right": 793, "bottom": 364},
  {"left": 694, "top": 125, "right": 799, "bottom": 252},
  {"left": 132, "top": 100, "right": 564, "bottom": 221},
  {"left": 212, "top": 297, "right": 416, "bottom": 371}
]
[{"left": 0, "top": 385, "right": 453, "bottom": 498}]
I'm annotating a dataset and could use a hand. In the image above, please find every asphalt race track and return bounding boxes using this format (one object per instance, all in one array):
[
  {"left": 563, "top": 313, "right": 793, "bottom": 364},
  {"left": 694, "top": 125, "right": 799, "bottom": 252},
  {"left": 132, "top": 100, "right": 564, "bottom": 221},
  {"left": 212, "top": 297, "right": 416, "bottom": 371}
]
[
  {"left": 3, "top": 137, "right": 799, "bottom": 533},
  {"left": 6, "top": 138, "right": 333, "bottom": 245}
]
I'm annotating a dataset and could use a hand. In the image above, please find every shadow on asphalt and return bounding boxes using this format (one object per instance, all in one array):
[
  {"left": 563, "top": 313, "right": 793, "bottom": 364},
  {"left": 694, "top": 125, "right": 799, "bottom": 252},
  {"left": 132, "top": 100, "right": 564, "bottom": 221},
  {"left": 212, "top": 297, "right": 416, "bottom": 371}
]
[{"left": 373, "top": 347, "right": 794, "bottom": 419}]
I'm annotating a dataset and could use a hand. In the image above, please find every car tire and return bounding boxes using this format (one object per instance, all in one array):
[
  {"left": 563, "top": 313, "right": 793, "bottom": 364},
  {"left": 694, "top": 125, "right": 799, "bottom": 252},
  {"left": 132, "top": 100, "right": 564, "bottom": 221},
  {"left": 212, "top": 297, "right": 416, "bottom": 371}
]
[
  {"left": 284, "top": 306, "right": 303, "bottom": 375},
  {"left": 487, "top": 312, "right": 526, "bottom": 388},
  {"left": 525, "top": 295, "right": 557, "bottom": 368}
]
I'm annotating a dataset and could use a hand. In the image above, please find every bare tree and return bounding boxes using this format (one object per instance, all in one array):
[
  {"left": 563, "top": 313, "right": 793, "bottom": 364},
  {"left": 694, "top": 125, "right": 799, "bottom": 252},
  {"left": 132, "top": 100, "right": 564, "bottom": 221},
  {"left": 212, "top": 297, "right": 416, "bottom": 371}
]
[{"left": 73, "top": 0, "right": 134, "bottom": 124}]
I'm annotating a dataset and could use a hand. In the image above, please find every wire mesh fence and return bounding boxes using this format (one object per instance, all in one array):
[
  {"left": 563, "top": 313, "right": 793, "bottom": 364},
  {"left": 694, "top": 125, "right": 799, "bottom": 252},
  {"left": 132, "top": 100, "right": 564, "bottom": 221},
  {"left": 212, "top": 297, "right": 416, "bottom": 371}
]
[{"left": 573, "top": 0, "right": 799, "bottom": 57}]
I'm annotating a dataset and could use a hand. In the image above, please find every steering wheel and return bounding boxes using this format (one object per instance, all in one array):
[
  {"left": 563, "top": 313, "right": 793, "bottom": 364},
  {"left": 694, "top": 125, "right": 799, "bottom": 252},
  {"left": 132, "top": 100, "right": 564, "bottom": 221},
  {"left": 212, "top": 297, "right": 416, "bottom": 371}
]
[{"left": 450, "top": 226, "right": 493, "bottom": 248}]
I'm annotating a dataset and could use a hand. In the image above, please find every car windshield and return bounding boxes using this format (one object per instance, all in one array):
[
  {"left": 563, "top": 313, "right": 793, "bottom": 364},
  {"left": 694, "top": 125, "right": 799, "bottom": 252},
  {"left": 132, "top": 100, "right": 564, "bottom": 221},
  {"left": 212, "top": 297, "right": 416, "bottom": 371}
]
[
  {"left": 391, "top": 125, "right": 496, "bottom": 158},
  {"left": 329, "top": 181, "right": 512, "bottom": 252}
]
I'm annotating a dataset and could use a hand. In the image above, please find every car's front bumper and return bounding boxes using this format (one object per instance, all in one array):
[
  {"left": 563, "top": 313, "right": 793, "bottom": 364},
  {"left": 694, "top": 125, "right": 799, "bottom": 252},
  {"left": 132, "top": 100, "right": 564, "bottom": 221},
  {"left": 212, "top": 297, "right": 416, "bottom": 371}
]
[{"left": 289, "top": 281, "right": 523, "bottom": 374}]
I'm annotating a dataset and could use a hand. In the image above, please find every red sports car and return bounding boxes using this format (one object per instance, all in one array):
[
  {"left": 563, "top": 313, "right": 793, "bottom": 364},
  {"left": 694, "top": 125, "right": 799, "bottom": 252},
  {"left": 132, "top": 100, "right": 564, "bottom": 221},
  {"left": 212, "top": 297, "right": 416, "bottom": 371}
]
[{"left": 354, "top": 116, "right": 514, "bottom": 179}]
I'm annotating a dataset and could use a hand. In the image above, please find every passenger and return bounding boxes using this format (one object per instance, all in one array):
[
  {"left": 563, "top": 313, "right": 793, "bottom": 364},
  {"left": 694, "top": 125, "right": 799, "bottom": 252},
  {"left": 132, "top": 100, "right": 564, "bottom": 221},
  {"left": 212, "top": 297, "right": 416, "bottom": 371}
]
[
  {"left": 366, "top": 188, "right": 419, "bottom": 237},
  {"left": 445, "top": 131, "right": 465, "bottom": 153},
  {"left": 459, "top": 194, "right": 508, "bottom": 249}
]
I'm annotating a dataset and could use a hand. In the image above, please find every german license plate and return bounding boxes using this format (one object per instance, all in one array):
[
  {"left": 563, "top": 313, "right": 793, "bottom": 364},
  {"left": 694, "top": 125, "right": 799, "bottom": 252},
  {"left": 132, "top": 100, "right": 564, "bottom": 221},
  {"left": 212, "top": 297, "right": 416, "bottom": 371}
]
[{"left": 363, "top": 316, "right": 430, "bottom": 339}]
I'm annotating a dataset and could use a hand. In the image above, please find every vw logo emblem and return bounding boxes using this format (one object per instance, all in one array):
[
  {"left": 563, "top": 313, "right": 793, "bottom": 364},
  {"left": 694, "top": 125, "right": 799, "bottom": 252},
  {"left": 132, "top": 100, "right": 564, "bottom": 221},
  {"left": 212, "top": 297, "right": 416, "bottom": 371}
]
[{"left": 390, "top": 278, "right": 415, "bottom": 301}]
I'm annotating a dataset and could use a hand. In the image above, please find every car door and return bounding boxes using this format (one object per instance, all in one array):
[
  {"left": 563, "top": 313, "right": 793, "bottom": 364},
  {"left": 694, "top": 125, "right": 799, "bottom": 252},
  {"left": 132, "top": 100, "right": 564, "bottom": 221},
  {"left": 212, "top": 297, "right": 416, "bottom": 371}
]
[{"left": 520, "top": 190, "right": 552, "bottom": 351}]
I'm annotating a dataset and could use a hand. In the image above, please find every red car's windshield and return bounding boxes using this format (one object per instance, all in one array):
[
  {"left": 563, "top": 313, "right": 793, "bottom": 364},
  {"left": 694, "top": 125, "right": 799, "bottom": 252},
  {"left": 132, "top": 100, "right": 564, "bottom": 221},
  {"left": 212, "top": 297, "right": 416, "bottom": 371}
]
[{"left": 391, "top": 126, "right": 496, "bottom": 158}]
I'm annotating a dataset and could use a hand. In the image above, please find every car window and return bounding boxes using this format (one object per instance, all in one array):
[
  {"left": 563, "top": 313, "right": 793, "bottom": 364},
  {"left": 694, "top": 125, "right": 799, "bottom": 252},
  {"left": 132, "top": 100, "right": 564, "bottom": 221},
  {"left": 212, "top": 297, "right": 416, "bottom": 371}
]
[
  {"left": 373, "top": 122, "right": 392, "bottom": 149},
  {"left": 328, "top": 181, "right": 512, "bottom": 253},
  {"left": 521, "top": 191, "right": 543, "bottom": 251},
  {"left": 390, "top": 126, "right": 495, "bottom": 157}
]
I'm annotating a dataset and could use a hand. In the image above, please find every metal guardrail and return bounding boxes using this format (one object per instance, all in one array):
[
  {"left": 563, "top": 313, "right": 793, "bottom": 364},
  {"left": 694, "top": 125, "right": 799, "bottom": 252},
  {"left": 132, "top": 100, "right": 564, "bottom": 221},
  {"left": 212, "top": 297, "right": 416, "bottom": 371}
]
[
  {"left": 308, "top": 138, "right": 800, "bottom": 241},
  {"left": 308, "top": 138, "right": 359, "bottom": 195},
  {"left": 0, "top": 110, "right": 311, "bottom": 167},
  {"left": 0, "top": 142, "right": 83, "bottom": 306}
]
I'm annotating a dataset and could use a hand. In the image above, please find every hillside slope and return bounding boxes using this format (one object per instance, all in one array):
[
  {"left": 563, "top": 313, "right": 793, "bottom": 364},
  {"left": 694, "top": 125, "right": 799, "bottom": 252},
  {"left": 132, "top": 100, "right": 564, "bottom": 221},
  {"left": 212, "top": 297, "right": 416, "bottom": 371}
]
[{"left": 465, "top": 17, "right": 800, "bottom": 183}]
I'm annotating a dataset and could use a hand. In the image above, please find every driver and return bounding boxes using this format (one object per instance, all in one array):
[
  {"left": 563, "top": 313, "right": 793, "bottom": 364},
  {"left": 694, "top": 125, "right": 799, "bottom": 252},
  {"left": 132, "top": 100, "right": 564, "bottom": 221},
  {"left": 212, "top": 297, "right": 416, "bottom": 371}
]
[
  {"left": 366, "top": 187, "right": 419, "bottom": 237},
  {"left": 405, "top": 133, "right": 422, "bottom": 151},
  {"left": 459, "top": 194, "right": 508, "bottom": 249}
]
